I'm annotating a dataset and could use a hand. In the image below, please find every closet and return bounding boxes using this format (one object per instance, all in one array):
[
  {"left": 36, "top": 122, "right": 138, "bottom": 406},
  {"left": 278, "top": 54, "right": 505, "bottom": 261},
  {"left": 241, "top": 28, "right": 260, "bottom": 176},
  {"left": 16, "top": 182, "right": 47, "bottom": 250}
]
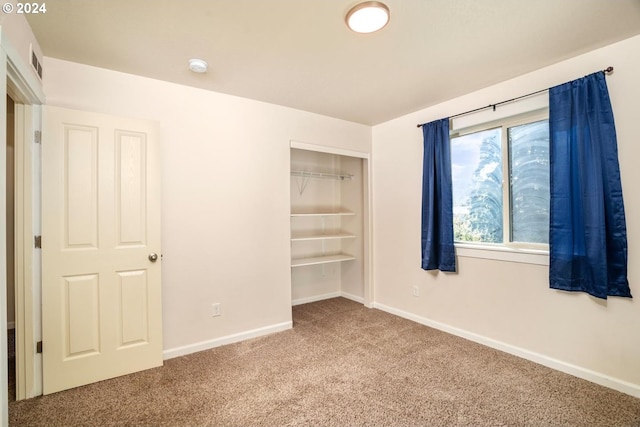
[{"left": 290, "top": 142, "right": 370, "bottom": 306}]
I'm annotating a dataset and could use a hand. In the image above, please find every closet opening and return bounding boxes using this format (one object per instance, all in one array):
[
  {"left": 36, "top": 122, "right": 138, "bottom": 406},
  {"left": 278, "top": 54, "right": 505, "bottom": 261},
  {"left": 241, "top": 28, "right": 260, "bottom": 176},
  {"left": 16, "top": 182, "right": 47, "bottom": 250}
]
[{"left": 289, "top": 142, "right": 371, "bottom": 308}]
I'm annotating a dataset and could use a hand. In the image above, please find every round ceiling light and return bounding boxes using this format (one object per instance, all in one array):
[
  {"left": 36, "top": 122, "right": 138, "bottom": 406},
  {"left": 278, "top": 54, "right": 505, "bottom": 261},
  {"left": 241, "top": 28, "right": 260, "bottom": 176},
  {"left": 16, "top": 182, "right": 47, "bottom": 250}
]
[
  {"left": 346, "top": 1, "right": 390, "bottom": 34},
  {"left": 188, "top": 58, "right": 208, "bottom": 73}
]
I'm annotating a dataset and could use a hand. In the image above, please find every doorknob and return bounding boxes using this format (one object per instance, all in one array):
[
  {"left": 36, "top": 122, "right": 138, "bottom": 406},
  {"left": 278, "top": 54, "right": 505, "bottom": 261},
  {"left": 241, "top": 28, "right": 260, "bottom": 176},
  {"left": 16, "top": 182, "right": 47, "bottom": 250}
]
[{"left": 148, "top": 253, "right": 159, "bottom": 262}]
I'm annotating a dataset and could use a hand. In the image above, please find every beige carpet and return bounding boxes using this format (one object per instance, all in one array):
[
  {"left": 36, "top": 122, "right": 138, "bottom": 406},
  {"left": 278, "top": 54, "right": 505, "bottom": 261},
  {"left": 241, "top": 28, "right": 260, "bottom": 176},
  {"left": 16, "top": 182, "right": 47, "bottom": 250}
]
[{"left": 9, "top": 297, "right": 640, "bottom": 426}]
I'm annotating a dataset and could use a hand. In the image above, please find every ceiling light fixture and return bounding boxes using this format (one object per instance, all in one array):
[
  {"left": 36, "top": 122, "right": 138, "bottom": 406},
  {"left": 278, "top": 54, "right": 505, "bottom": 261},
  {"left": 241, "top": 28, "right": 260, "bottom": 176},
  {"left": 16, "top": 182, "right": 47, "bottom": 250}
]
[
  {"left": 188, "top": 58, "right": 208, "bottom": 73},
  {"left": 345, "top": 1, "right": 390, "bottom": 34}
]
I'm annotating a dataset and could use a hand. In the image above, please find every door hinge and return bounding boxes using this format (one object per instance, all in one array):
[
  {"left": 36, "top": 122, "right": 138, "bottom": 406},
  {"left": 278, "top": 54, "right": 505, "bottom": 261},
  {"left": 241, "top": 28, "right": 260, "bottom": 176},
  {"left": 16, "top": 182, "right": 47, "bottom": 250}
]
[
  {"left": 34, "top": 130, "right": 42, "bottom": 144},
  {"left": 34, "top": 235, "right": 42, "bottom": 249},
  {"left": 36, "top": 341, "right": 43, "bottom": 354}
]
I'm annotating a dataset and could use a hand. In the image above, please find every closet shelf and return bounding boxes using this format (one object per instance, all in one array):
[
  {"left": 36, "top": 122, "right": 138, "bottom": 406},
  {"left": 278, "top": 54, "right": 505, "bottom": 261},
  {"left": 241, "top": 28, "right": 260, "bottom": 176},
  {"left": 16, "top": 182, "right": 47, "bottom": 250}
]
[
  {"left": 291, "top": 232, "right": 355, "bottom": 242},
  {"left": 291, "top": 170, "right": 353, "bottom": 181},
  {"left": 291, "top": 254, "right": 356, "bottom": 268}
]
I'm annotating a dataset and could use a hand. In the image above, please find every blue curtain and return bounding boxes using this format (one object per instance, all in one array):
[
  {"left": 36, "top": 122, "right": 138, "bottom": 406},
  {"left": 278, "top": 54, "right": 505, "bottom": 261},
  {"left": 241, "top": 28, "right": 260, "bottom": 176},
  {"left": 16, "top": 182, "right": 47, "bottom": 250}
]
[
  {"left": 549, "top": 71, "right": 631, "bottom": 299},
  {"left": 421, "top": 118, "right": 456, "bottom": 272}
]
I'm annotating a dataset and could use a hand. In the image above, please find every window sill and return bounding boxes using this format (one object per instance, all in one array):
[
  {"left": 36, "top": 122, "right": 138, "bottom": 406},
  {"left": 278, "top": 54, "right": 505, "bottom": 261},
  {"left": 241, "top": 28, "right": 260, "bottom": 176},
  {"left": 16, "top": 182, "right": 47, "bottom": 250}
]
[{"left": 455, "top": 243, "right": 549, "bottom": 266}]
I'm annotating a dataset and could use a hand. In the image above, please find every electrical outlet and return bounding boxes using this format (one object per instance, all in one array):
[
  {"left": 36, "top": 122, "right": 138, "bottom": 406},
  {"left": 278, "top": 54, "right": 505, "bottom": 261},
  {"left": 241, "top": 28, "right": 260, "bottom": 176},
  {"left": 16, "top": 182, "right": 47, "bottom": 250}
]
[
  {"left": 412, "top": 286, "right": 420, "bottom": 297},
  {"left": 211, "top": 303, "right": 221, "bottom": 317}
]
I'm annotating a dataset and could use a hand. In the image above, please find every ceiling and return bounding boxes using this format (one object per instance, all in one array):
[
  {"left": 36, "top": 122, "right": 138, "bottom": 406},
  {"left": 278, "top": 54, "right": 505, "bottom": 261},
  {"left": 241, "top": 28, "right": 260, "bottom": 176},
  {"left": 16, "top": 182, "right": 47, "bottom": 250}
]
[{"left": 26, "top": 0, "right": 640, "bottom": 125}]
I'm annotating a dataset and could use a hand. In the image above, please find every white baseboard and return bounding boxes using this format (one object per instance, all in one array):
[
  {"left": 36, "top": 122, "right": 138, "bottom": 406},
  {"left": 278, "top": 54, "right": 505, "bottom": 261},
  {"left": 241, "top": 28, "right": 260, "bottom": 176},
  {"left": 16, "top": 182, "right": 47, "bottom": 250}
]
[
  {"left": 373, "top": 302, "right": 640, "bottom": 399},
  {"left": 163, "top": 321, "right": 292, "bottom": 360},
  {"left": 7, "top": 321, "right": 15, "bottom": 330},
  {"left": 340, "top": 291, "right": 365, "bottom": 304},
  {"left": 292, "top": 292, "right": 341, "bottom": 306},
  {"left": 292, "top": 291, "right": 365, "bottom": 306}
]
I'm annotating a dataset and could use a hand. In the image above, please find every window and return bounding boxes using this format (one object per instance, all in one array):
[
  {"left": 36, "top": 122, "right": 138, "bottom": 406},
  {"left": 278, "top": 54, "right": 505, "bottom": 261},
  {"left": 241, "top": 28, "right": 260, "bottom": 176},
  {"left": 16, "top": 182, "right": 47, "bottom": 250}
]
[{"left": 451, "top": 112, "right": 549, "bottom": 249}]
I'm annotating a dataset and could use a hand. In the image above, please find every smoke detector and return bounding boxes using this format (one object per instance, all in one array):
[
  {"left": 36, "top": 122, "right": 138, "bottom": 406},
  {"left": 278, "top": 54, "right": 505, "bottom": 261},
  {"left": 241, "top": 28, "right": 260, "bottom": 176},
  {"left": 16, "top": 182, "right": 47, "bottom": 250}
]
[{"left": 188, "top": 58, "right": 208, "bottom": 73}]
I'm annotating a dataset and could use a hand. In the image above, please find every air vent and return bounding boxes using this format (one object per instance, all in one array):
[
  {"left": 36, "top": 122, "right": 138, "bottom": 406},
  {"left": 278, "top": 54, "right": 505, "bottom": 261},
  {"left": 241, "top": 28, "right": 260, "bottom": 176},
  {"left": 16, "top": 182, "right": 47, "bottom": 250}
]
[{"left": 30, "top": 44, "right": 43, "bottom": 79}]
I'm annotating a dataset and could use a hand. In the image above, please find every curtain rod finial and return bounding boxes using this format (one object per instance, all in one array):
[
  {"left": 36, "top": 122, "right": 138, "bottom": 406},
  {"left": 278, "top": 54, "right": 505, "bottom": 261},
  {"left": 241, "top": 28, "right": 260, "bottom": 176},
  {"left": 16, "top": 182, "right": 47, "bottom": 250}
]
[{"left": 604, "top": 66, "right": 614, "bottom": 74}]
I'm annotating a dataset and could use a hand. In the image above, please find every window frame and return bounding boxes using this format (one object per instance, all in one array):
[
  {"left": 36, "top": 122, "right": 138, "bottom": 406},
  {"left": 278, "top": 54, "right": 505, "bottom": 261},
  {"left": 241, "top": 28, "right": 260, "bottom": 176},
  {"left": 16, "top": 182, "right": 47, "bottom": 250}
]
[{"left": 450, "top": 108, "right": 550, "bottom": 260}]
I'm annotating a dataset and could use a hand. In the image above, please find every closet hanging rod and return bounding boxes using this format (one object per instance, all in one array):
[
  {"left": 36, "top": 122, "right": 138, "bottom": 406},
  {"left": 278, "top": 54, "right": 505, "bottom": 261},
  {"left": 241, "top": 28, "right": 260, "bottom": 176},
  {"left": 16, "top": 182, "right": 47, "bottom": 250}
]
[
  {"left": 416, "top": 66, "right": 614, "bottom": 128},
  {"left": 291, "top": 170, "right": 353, "bottom": 181}
]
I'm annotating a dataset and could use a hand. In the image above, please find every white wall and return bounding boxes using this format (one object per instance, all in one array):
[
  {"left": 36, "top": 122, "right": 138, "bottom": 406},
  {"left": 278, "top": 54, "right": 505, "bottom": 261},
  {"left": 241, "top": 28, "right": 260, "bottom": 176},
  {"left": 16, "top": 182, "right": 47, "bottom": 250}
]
[
  {"left": 42, "top": 58, "right": 371, "bottom": 353},
  {"left": 372, "top": 35, "right": 640, "bottom": 396},
  {"left": 0, "top": 9, "right": 43, "bottom": 84}
]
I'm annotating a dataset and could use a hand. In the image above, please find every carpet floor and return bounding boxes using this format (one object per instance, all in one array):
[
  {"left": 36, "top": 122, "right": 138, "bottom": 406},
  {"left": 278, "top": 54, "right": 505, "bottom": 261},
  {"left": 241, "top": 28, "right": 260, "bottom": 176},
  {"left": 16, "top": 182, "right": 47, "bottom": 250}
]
[{"left": 9, "top": 297, "right": 640, "bottom": 426}]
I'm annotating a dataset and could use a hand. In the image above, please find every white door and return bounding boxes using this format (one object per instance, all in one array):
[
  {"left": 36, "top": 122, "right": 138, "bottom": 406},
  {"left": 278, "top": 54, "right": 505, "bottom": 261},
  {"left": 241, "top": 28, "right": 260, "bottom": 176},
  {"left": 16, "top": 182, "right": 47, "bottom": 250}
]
[{"left": 41, "top": 106, "right": 162, "bottom": 394}]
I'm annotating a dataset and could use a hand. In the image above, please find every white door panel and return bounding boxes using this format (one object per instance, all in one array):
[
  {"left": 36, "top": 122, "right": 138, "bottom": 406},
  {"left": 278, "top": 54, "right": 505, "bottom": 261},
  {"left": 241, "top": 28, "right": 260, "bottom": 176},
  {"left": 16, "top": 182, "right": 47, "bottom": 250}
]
[{"left": 42, "top": 106, "right": 162, "bottom": 394}]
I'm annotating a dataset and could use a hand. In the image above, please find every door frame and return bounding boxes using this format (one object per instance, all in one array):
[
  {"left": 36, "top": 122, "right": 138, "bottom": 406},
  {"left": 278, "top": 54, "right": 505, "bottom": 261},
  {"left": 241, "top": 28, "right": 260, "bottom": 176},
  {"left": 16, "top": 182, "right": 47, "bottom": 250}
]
[
  {"left": 3, "top": 42, "right": 45, "bottom": 410},
  {"left": 11, "top": 98, "right": 40, "bottom": 400}
]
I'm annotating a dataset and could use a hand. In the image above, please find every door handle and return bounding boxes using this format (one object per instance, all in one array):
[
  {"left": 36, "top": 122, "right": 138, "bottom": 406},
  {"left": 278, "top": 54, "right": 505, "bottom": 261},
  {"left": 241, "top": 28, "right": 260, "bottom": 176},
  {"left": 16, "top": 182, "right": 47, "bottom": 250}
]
[{"left": 148, "top": 253, "right": 159, "bottom": 262}]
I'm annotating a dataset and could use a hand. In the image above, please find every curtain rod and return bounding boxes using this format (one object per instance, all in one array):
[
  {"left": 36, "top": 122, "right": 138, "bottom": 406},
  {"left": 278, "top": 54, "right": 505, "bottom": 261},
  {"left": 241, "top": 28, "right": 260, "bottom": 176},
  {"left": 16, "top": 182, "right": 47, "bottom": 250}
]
[{"left": 416, "top": 66, "right": 614, "bottom": 128}]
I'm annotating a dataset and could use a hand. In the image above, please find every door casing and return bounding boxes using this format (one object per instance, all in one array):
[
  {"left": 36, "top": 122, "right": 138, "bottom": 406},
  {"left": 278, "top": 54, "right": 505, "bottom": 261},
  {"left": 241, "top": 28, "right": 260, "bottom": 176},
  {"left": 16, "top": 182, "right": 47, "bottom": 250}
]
[{"left": 7, "top": 58, "right": 43, "bottom": 401}]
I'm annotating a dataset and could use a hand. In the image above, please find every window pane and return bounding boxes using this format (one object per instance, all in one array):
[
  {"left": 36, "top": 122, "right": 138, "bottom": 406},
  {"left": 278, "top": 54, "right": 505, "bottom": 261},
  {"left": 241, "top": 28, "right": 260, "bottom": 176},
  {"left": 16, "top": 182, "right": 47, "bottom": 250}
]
[
  {"left": 451, "top": 128, "right": 503, "bottom": 243},
  {"left": 508, "top": 120, "right": 549, "bottom": 244}
]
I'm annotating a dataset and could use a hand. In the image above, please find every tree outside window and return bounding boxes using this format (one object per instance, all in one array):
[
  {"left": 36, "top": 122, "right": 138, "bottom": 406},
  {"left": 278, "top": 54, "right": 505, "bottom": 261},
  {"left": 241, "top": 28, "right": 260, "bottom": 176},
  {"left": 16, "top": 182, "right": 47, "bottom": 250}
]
[{"left": 451, "top": 116, "right": 549, "bottom": 247}]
